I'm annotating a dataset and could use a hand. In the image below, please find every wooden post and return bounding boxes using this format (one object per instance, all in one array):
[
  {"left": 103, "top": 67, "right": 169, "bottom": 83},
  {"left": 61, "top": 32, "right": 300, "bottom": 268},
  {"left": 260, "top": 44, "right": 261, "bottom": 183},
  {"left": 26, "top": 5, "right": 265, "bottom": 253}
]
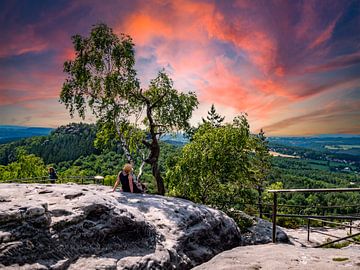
[
  {"left": 307, "top": 219, "right": 310, "bottom": 241},
  {"left": 272, "top": 192, "right": 278, "bottom": 243},
  {"left": 350, "top": 220, "right": 352, "bottom": 235}
]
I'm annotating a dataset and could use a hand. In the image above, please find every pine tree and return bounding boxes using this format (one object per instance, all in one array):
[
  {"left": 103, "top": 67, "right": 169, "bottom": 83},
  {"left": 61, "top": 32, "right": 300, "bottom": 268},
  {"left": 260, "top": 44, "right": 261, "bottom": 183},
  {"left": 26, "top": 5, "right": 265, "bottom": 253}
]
[
  {"left": 202, "top": 104, "right": 225, "bottom": 127},
  {"left": 255, "top": 128, "right": 272, "bottom": 218}
]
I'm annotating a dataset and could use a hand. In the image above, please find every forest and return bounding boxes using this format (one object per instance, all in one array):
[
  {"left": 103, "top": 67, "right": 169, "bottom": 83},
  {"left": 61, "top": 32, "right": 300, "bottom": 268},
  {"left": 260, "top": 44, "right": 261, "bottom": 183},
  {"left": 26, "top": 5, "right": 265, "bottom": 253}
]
[{"left": 0, "top": 121, "right": 359, "bottom": 228}]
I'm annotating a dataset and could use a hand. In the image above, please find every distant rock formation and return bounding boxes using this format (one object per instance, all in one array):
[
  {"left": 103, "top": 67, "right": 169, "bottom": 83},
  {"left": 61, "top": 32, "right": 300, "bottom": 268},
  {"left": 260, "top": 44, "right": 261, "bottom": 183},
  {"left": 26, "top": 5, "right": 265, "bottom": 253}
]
[{"left": 0, "top": 184, "right": 241, "bottom": 269}]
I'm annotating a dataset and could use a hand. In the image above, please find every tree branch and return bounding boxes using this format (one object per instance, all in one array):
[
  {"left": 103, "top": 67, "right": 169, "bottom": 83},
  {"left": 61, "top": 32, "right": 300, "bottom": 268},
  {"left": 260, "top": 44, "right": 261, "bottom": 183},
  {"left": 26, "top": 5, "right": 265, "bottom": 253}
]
[
  {"left": 150, "top": 92, "right": 167, "bottom": 109},
  {"left": 142, "top": 139, "right": 151, "bottom": 148}
]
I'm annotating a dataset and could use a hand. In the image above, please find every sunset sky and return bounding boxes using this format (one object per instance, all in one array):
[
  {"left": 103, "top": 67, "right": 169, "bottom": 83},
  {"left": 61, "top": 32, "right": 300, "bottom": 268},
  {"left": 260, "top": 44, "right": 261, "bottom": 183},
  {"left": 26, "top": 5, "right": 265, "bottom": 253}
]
[{"left": 0, "top": 0, "right": 359, "bottom": 136}]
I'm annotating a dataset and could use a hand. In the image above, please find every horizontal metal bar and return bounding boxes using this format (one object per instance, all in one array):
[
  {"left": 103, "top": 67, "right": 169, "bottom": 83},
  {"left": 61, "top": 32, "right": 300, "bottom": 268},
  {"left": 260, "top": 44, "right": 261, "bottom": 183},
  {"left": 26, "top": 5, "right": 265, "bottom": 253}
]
[
  {"left": 259, "top": 203, "right": 360, "bottom": 209},
  {"left": 315, "top": 232, "right": 360, "bottom": 248},
  {"left": 277, "top": 214, "right": 360, "bottom": 220},
  {"left": 268, "top": 188, "right": 360, "bottom": 193},
  {"left": 311, "top": 230, "right": 360, "bottom": 244},
  {"left": 309, "top": 218, "right": 360, "bottom": 229}
]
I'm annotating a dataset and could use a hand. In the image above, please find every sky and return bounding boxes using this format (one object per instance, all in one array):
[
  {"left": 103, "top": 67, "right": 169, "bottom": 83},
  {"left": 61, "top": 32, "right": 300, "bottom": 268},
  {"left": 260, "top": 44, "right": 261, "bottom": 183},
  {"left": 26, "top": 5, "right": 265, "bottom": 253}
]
[{"left": 0, "top": 0, "right": 359, "bottom": 136}]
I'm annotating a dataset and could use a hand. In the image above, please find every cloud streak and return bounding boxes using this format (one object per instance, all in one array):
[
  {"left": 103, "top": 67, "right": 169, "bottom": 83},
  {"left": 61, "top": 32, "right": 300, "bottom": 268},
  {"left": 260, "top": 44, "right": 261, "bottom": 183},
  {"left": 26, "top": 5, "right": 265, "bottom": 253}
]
[{"left": 0, "top": 0, "right": 359, "bottom": 135}]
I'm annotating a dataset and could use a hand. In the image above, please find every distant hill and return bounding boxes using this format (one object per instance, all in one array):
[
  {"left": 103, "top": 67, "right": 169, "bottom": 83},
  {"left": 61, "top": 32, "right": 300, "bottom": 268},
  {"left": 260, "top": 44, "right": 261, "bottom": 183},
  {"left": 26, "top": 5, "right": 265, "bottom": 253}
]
[
  {"left": 0, "top": 123, "right": 101, "bottom": 165},
  {"left": 267, "top": 135, "right": 360, "bottom": 166},
  {"left": 160, "top": 133, "right": 188, "bottom": 146},
  {"left": 0, "top": 125, "right": 53, "bottom": 144}
]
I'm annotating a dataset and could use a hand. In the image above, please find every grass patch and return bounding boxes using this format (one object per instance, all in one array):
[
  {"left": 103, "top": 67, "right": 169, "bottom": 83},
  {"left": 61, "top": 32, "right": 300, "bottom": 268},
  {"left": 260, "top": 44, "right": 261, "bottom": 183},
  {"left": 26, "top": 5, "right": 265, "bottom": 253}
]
[
  {"left": 332, "top": 257, "right": 349, "bottom": 262},
  {"left": 323, "top": 238, "right": 351, "bottom": 249}
]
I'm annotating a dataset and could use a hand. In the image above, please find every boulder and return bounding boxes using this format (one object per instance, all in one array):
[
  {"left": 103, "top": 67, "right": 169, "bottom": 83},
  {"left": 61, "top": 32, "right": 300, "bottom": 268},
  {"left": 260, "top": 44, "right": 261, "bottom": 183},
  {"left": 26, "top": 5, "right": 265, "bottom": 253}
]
[
  {"left": 236, "top": 211, "right": 289, "bottom": 245},
  {"left": 0, "top": 184, "right": 241, "bottom": 269}
]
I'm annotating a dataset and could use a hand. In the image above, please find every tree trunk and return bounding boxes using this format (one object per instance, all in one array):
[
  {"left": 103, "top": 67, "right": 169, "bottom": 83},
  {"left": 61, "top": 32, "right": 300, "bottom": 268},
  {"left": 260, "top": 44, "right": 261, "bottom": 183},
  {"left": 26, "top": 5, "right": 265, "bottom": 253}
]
[
  {"left": 115, "top": 125, "right": 134, "bottom": 164},
  {"left": 137, "top": 159, "right": 146, "bottom": 181},
  {"left": 142, "top": 97, "right": 166, "bottom": 195},
  {"left": 145, "top": 138, "right": 165, "bottom": 195},
  {"left": 151, "top": 160, "right": 165, "bottom": 195}
]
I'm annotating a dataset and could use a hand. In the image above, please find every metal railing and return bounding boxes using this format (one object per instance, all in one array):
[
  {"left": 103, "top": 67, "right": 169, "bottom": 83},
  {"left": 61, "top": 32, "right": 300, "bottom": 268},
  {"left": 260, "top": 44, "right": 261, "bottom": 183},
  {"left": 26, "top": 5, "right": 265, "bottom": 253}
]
[
  {"left": 1, "top": 176, "right": 106, "bottom": 185},
  {"left": 268, "top": 188, "right": 360, "bottom": 245},
  {"left": 306, "top": 218, "right": 360, "bottom": 247}
]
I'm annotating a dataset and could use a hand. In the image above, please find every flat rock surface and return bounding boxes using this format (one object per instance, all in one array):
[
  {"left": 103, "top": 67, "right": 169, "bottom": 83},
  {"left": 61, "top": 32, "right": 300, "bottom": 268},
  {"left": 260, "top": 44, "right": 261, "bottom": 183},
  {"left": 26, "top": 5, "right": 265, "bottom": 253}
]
[
  {"left": 284, "top": 223, "right": 360, "bottom": 247},
  {"left": 0, "top": 184, "right": 241, "bottom": 270},
  {"left": 193, "top": 243, "right": 360, "bottom": 270}
]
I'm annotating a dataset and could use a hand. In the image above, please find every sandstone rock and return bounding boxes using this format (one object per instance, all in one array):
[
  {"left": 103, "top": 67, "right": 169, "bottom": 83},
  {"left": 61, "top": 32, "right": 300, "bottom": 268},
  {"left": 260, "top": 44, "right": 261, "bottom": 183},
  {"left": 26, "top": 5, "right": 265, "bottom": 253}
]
[
  {"left": 231, "top": 210, "right": 289, "bottom": 245},
  {"left": 0, "top": 184, "right": 241, "bottom": 269},
  {"left": 193, "top": 243, "right": 360, "bottom": 270}
]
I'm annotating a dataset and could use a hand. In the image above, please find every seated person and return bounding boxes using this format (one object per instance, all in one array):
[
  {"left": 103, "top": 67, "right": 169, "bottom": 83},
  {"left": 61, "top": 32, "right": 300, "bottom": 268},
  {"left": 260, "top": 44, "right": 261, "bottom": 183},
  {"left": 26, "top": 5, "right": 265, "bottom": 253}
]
[{"left": 112, "top": 163, "right": 142, "bottom": 193}]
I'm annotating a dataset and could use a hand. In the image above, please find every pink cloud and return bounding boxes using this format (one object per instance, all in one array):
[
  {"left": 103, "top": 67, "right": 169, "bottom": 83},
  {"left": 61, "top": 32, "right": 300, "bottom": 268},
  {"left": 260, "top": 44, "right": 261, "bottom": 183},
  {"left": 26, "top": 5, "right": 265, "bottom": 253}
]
[
  {"left": 308, "top": 14, "right": 339, "bottom": 49},
  {"left": 0, "top": 25, "right": 49, "bottom": 57}
]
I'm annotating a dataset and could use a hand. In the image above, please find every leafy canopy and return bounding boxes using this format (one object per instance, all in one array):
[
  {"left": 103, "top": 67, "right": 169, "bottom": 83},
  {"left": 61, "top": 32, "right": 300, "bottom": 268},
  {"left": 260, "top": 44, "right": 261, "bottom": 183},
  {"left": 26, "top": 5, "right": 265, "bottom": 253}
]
[
  {"left": 166, "top": 114, "right": 262, "bottom": 209},
  {"left": 0, "top": 150, "right": 47, "bottom": 181},
  {"left": 60, "top": 23, "right": 198, "bottom": 194}
]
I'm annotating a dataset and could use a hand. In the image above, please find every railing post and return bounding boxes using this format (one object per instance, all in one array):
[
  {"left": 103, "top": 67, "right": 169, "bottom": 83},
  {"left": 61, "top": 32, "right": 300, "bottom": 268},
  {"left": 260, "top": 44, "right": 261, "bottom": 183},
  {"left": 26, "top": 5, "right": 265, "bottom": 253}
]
[
  {"left": 350, "top": 220, "right": 352, "bottom": 235},
  {"left": 307, "top": 218, "right": 310, "bottom": 241},
  {"left": 272, "top": 192, "right": 277, "bottom": 243},
  {"left": 258, "top": 185, "right": 263, "bottom": 219}
]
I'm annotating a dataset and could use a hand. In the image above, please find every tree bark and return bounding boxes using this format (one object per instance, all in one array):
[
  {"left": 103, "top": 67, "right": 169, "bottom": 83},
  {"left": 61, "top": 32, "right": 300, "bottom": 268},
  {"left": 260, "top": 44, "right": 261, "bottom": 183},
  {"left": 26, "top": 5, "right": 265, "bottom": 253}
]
[
  {"left": 115, "top": 124, "right": 133, "bottom": 164},
  {"left": 151, "top": 159, "right": 165, "bottom": 195},
  {"left": 142, "top": 96, "right": 165, "bottom": 195}
]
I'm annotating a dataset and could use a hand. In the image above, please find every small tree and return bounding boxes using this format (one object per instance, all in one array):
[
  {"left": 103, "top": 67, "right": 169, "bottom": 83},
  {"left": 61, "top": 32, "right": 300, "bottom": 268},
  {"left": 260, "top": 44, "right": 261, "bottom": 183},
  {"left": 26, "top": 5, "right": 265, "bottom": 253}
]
[
  {"left": 166, "top": 114, "right": 257, "bottom": 209},
  {"left": 0, "top": 150, "right": 47, "bottom": 181},
  {"left": 202, "top": 104, "right": 225, "bottom": 127},
  {"left": 253, "top": 129, "right": 272, "bottom": 218},
  {"left": 60, "top": 24, "right": 198, "bottom": 194},
  {"left": 186, "top": 104, "right": 224, "bottom": 140}
]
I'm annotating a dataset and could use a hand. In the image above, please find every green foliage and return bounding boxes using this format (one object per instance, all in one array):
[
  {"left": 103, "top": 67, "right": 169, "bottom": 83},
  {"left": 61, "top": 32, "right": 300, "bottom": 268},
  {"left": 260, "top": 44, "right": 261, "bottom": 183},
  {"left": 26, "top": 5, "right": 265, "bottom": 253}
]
[
  {"left": 324, "top": 238, "right": 351, "bottom": 249},
  {"left": 104, "top": 175, "right": 117, "bottom": 186},
  {"left": 144, "top": 71, "right": 198, "bottom": 133},
  {"left": 0, "top": 123, "right": 100, "bottom": 165},
  {"left": 269, "top": 157, "right": 360, "bottom": 218},
  {"left": 57, "top": 152, "right": 125, "bottom": 176},
  {"left": 226, "top": 209, "right": 255, "bottom": 232},
  {"left": 61, "top": 23, "right": 139, "bottom": 120},
  {"left": 60, "top": 23, "right": 199, "bottom": 194},
  {"left": 186, "top": 104, "right": 224, "bottom": 140},
  {"left": 332, "top": 257, "right": 349, "bottom": 261},
  {"left": 0, "top": 150, "right": 47, "bottom": 180},
  {"left": 166, "top": 114, "right": 269, "bottom": 210}
]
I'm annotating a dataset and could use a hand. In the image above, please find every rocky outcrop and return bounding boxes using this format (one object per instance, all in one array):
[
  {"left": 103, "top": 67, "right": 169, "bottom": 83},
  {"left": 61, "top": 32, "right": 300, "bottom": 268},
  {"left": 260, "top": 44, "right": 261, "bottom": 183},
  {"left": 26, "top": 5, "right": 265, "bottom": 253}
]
[
  {"left": 236, "top": 211, "right": 289, "bottom": 245},
  {"left": 0, "top": 184, "right": 241, "bottom": 269}
]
